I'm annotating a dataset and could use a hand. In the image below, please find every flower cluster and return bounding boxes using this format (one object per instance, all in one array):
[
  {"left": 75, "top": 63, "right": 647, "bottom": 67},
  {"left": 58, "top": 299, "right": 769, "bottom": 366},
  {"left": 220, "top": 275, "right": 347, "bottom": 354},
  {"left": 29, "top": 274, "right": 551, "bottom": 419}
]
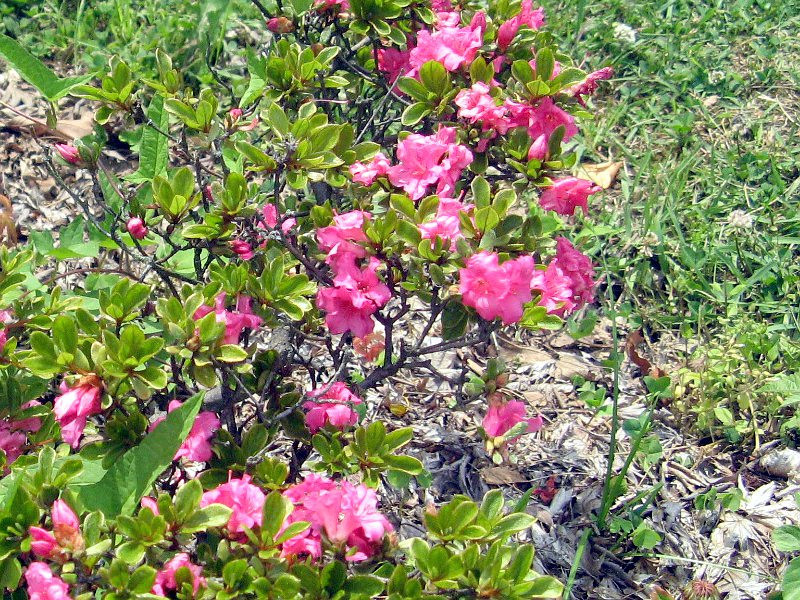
[
  {"left": 52, "top": 379, "right": 102, "bottom": 449},
  {"left": 282, "top": 475, "right": 393, "bottom": 562},
  {"left": 1, "top": 402, "right": 41, "bottom": 467},
  {"left": 304, "top": 382, "right": 362, "bottom": 433},
  {"left": 150, "top": 399, "right": 220, "bottom": 463},
  {"left": 460, "top": 252, "right": 534, "bottom": 325},
  {"left": 531, "top": 237, "right": 596, "bottom": 315}
]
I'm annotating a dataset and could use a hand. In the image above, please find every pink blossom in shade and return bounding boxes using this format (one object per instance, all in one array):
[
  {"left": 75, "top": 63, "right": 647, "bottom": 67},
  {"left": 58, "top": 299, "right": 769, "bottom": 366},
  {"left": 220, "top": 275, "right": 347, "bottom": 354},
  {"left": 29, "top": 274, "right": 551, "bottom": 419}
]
[
  {"left": 554, "top": 237, "right": 596, "bottom": 307},
  {"left": 459, "top": 252, "right": 534, "bottom": 325},
  {"left": 54, "top": 143, "right": 80, "bottom": 165},
  {"left": 193, "top": 293, "right": 263, "bottom": 345},
  {"left": 436, "top": 11, "right": 462, "bottom": 28},
  {"left": 539, "top": 177, "right": 600, "bottom": 216},
  {"left": 527, "top": 134, "right": 549, "bottom": 161},
  {"left": 316, "top": 210, "right": 371, "bottom": 256},
  {"left": 0, "top": 426, "right": 26, "bottom": 466},
  {"left": 431, "top": 0, "right": 453, "bottom": 10},
  {"left": 570, "top": 66, "right": 614, "bottom": 102},
  {"left": 388, "top": 127, "right": 473, "bottom": 201},
  {"left": 408, "top": 14, "right": 485, "bottom": 75},
  {"left": 230, "top": 239, "right": 254, "bottom": 260},
  {"left": 377, "top": 47, "right": 412, "bottom": 84},
  {"left": 349, "top": 152, "right": 391, "bottom": 186},
  {"left": 496, "top": 0, "right": 545, "bottom": 52},
  {"left": 483, "top": 399, "right": 543, "bottom": 440},
  {"left": 530, "top": 262, "right": 576, "bottom": 315},
  {"left": 126, "top": 217, "right": 148, "bottom": 240},
  {"left": 149, "top": 400, "right": 220, "bottom": 463},
  {"left": 152, "top": 553, "right": 206, "bottom": 597},
  {"left": 303, "top": 382, "right": 362, "bottom": 433},
  {"left": 281, "top": 475, "right": 393, "bottom": 563},
  {"left": 200, "top": 473, "right": 265, "bottom": 534},
  {"left": 53, "top": 382, "right": 102, "bottom": 449},
  {"left": 24, "top": 562, "right": 70, "bottom": 600}
]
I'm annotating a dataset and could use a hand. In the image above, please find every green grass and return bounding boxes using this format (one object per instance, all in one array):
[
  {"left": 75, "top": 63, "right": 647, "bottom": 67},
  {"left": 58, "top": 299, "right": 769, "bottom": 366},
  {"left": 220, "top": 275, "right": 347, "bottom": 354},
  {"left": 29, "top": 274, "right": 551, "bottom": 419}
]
[{"left": 541, "top": 0, "right": 800, "bottom": 441}]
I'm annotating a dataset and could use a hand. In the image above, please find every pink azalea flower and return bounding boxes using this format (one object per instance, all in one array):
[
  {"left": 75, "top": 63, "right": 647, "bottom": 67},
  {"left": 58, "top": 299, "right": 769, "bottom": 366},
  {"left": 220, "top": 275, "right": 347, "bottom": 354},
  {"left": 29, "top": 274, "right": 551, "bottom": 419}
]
[
  {"left": 483, "top": 399, "right": 543, "bottom": 440},
  {"left": 454, "top": 83, "right": 511, "bottom": 134},
  {"left": 316, "top": 210, "right": 371, "bottom": 258},
  {"left": 505, "top": 97, "right": 578, "bottom": 142},
  {"left": 229, "top": 108, "right": 243, "bottom": 120},
  {"left": 260, "top": 204, "right": 295, "bottom": 233},
  {"left": 349, "top": 153, "right": 391, "bottom": 186},
  {"left": 152, "top": 553, "right": 206, "bottom": 597},
  {"left": 230, "top": 239, "right": 254, "bottom": 260},
  {"left": 539, "top": 177, "right": 599, "bottom": 216},
  {"left": 304, "top": 382, "right": 362, "bottom": 433},
  {"left": 388, "top": 127, "right": 473, "bottom": 200},
  {"left": 200, "top": 473, "right": 265, "bottom": 534},
  {"left": 530, "top": 262, "right": 575, "bottom": 315},
  {"left": 408, "top": 13, "right": 485, "bottom": 74},
  {"left": 0, "top": 426, "right": 27, "bottom": 466},
  {"left": 419, "top": 198, "right": 472, "bottom": 250},
  {"left": 436, "top": 11, "right": 462, "bottom": 27},
  {"left": 149, "top": 400, "right": 220, "bottom": 463},
  {"left": 317, "top": 258, "right": 391, "bottom": 338},
  {"left": 377, "top": 47, "right": 412, "bottom": 84},
  {"left": 24, "top": 562, "right": 70, "bottom": 600},
  {"left": 459, "top": 252, "right": 534, "bottom": 324},
  {"left": 54, "top": 143, "right": 80, "bottom": 165},
  {"left": 281, "top": 475, "right": 392, "bottom": 562},
  {"left": 554, "top": 237, "right": 596, "bottom": 307},
  {"left": 193, "top": 293, "right": 263, "bottom": 345},
  {"left": 570, "top": 66, "right": 614, "bottom": 103},
  {"left": 53, "top": 381, "right": 103, "bottom": 448},
  {"left": 496, "top": 0, "right": 545, "bottom": 52},
  {"left": 126, "top": 217, "right": 148, "bottom": 240},
  {"left": 531, "top": 237, "right": 595, "bottom": 315}
]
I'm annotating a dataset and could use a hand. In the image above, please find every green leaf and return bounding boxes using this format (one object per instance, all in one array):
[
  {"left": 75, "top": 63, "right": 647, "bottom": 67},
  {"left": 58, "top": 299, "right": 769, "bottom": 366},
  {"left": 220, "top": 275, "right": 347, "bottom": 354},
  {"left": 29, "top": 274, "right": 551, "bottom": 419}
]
[
  {"left": 181, "top": 504, "right": 233, "bottom": 533},
  {"left": 128, "top": 566, "right": 157, "bottom": 594},
  {"left": 534, "top": 48, "right": 555, "bottom": 81},
  {"left": 784, "top": 557, "right": 800, "bottom": 600},
  {"left": 0, "top": 34, "right": 92, "bottom": 101},
  {"left": 491, "top": 512, "right": 535, "bottom": 537},
  {"left": 419, "top": 60, "right": 448, "bottom": 96},
  {"left": 774, "top": 525, "right": 800, "bottom": 552},
  {"left": 441, "top": 300, "right": 469, "bottom": 340},
  {"left": 0, "top": 558, "right": 22, "bottom": 589},
  {"left": 343, "top": 575, "right": 384, "bottom": 597},
  {"left": 526, "top": 575, "right": 563, "bottom": 598},
  {"left": 217, "top": 344, "right": 249, "bottom": 363},
  {"left": 75, "top": 393, "right": 203, "bottom": 517},
  {"left": 128, "top": 94, "right": 169, "bottom": 183},
  {"left": 632, "top": 523, "right": 661, "bottom": 550},
  {"left": 401, "top": 102, "right": 431, "bottom": 127}
]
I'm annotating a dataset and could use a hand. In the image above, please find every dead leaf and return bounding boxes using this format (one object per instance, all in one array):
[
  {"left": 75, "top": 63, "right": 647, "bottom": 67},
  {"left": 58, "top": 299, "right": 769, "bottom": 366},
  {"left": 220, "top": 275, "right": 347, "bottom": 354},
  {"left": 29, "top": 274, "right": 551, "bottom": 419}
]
[
  {"left": 625, "top": 330, "right": 667, "bottom": 378},
  {"left": 481, "top": 465, "right": 528, "bottom": 485},
  {"left": 577, "top": 161, "right": 623, "bottom": 189}
]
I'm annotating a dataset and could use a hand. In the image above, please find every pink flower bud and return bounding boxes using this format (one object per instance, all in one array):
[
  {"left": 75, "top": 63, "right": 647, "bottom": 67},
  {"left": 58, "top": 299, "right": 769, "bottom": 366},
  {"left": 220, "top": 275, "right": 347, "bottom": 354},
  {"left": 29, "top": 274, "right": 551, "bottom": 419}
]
[
  {"left": 267, "top": 16, "right": 295, "bottom": 33},
  {"left": 127, "top": 217, "right": 148, "bottom": 240},
  {"left": 527, "top": 134, "right": 549, "bottom": 161},
  {"left": 29, "top": 527, "right": 58, "bottom": 559},
  {"left": 51, "top": 500, "right": 80, "bottom": 531},
  {"left": 230, "top": 239, "right": 254, "bottom": 260},
  {"left": 229, "top": 108, "right": 243, "bottom": 120},
  {"left": 55, "top": 143, "right": 81, "bottom": 165}
]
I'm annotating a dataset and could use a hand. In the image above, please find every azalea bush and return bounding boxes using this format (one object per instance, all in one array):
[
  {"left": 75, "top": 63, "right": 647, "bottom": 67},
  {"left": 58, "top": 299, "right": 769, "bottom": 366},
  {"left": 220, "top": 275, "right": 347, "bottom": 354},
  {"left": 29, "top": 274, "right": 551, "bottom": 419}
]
[{"left": 0, "top": 0, "right": 613, "bottom": 597}]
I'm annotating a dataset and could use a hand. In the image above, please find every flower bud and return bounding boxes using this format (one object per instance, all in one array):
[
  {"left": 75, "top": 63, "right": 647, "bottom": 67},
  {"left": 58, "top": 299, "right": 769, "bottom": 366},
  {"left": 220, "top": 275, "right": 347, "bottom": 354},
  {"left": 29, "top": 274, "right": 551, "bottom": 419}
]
[
  {"left": 267, "top": 16, "right": 295, "bottom": 33},
  {"left": 311, "top": 43, "right": 324, "bottom": 56},
  {"left": 229, "top": 108, "right": 243, "bottom": 120},
  {"left": 127, "top": 217, "right": 148, "bottom": 240},
  {"left": 55, "top": 143, "right": 81, "bottom": 165},
  {"left": 230, "top": 239, "right": 254, "bottom": 260}
]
